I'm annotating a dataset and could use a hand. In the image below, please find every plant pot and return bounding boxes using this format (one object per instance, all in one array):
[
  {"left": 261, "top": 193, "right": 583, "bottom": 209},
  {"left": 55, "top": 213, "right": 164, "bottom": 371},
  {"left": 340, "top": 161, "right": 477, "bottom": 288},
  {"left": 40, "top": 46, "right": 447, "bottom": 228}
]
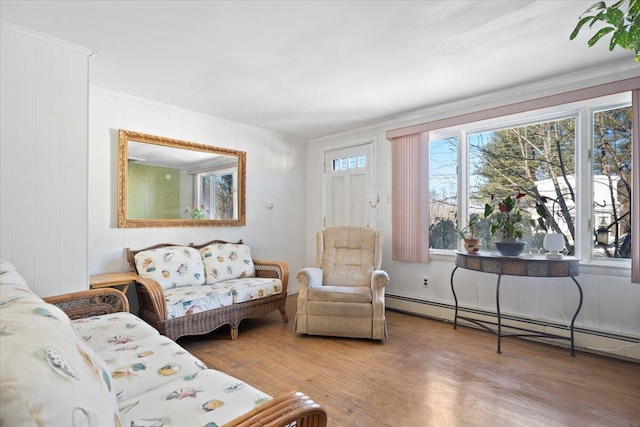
[
  {"left": 463, "top": 238, "right": 481, "bottom": 253},
  {"left": 495, "top": 241, "right": 526, "bottom": 257}
]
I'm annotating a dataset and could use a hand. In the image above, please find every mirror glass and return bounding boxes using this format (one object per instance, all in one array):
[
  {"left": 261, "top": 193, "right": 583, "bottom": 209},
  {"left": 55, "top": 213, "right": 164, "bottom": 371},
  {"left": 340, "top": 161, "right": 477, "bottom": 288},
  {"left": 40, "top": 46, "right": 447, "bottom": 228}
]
[{"left": 118, "top": 129, "right": 246, "bottom": 227}]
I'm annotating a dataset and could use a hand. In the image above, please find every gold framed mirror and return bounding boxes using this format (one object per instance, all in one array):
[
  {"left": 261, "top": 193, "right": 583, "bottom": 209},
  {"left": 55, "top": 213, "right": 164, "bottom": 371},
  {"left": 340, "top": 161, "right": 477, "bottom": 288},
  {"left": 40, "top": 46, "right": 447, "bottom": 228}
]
[{"left": 117, "top": 129, "right": 246, "bottom": 228}]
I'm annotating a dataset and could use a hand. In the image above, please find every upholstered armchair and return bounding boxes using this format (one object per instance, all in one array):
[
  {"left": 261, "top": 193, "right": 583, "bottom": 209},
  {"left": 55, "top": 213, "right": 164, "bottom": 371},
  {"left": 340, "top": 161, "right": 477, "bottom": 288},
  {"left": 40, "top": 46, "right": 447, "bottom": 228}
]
[{"left": 294, "top": 226, "right": 389, "bottom": 340}]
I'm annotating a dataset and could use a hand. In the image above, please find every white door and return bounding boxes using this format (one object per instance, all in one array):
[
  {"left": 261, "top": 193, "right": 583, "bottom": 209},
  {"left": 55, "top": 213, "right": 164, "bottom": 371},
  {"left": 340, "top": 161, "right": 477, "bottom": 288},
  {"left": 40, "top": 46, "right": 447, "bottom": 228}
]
[{"left": 324, "top": 142, "right": 376, "bottom": 228}]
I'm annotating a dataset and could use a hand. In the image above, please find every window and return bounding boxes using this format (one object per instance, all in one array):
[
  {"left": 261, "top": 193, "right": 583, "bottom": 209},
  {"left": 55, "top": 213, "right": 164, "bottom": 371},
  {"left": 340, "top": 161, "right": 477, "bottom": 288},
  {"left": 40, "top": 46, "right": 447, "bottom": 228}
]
[
  {"left": 468, "top": 116, "right": 577, "bottom": 254},
  {"left": 592, "top": 105, "right": 633, "bottom": 260},
  {"left": 428, "top": 93, "right": 632, "bottom": 263},
  {"left": 428, "top": 137, "right": 458, "bottom": 250},
  {"left": 198, "top": 168, "right": 237, "bottom": 220},
  {"left": 332, "top": 155, "right": 366, "bottom": 171}
]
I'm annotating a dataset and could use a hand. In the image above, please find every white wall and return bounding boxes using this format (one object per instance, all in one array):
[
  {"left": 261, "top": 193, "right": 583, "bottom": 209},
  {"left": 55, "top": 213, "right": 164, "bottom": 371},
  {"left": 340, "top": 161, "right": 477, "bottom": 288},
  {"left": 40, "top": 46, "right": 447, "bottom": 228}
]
[
  {"left": 306, "top": 61, "right": 640, "bottom": 360},
  {"left": 88, "top": 88, "right": 307, "bottom": 297},
  {"left": 0, "top": 24, "right": 91, "bottom": 297}
]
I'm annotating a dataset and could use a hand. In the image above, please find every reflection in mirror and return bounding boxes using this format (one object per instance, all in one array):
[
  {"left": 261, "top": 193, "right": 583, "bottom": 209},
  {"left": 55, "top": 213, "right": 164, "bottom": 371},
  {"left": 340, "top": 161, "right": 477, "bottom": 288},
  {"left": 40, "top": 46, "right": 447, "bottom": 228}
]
[{"left": 118, "top": 130, "right": 246, "bottom": 228}]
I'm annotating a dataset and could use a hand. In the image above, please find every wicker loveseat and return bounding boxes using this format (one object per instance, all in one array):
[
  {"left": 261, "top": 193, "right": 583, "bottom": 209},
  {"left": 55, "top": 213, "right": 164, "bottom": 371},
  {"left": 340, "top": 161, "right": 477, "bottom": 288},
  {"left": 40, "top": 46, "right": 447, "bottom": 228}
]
[
  {"left": 127, "top": 239, "right": 289, "bottom": 340},
  {"left": 0, "top": 261, "right": 326, "bottom": 426}
]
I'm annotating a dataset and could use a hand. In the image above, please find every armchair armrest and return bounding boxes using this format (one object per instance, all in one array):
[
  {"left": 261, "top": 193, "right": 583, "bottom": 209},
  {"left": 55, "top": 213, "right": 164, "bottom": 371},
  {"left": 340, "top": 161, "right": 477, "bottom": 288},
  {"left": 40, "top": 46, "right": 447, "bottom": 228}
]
[
  {"left": 296, "top": 267, "right": 323, "bottom": 298},
  {"left": 371, "top": 270, "right": 389, "bottom": 291},
  {"left": 224, "top": 391, "right": 327, "bottom": 427},
  {"left": 44, "top": 288, "right": 129, "bottom": 320},
  {"left": 254, "top": 259, "right": 289, "bottom": 293}
]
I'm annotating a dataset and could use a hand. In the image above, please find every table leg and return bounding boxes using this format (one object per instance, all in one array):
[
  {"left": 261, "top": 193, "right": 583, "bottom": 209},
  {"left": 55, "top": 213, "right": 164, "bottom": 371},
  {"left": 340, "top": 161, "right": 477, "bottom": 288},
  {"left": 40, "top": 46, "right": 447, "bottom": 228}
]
[
  {"left": 450, "top": 266, "right": 459, "bottom": 329},
  {"left": 496, "top": 273, "right": 502, "bottom": 354},
  {"left": 569, "top": 277, "right": 583, "bottom": 356}
]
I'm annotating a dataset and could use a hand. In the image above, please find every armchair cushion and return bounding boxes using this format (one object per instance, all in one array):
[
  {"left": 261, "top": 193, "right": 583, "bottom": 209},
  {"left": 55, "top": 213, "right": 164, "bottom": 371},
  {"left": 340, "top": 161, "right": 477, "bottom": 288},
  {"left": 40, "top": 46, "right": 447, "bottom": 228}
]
[
  {"left": 134, "top": 246, "right": 205, "bottom": 290},
  {"left": 308, "top": 285, "right": 372, "bottom": 303},
  {"left": 320, "top": 227, "right": 378, "bottom": 286},
  {"left": 200, "top": 243, "right": 255, "bottom": 284}
]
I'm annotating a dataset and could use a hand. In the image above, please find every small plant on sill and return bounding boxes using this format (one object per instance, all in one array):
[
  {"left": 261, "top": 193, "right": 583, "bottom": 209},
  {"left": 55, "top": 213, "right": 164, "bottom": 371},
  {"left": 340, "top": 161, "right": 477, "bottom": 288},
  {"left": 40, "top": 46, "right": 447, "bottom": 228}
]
[{"left": 457, "top": 213, "right": 481, "bottom": 240}]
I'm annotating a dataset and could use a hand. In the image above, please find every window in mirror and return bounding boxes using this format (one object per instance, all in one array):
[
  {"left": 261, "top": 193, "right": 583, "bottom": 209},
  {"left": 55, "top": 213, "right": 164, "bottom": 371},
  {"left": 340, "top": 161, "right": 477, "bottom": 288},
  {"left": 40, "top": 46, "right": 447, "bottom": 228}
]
[{"left": 197, "top": 168, "right": 237, "bottom": 220}]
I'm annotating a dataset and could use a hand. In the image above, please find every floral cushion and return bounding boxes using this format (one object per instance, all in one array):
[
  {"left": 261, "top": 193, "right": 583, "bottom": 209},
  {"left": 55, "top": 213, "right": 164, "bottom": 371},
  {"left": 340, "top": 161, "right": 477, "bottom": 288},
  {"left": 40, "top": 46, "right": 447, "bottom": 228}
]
[
  {"left": 0, "top": 259, "right": 28, "bottom": 288},
  {"left": 221, "top": 277, "right": 283, "bottom": 304},
  {"left": 164, "top": 285, "right": 234, "bottom": 319},
  {"left": 0, "top": 259, "right": 18, "bottom": 274},
  {"left": 97, "top": 334, "right": 207, "bottom": 403},
  {"left": 200, "top": 243, "right": 255, "bottom": 285},
  {"left": 134, "top": 246, "right": 205, "bottom": 290},
  {"left": 72, "top": 311, "right": 160, "bottom": 352},
  {"left": 163, "top": 278, "right": 282, "bottom": 319},
  {"left": 0, "top": 284, "right": 122, "bottom": 426},
  {"left": 118, "top": 369, "right": 272, "bottom": 427}
]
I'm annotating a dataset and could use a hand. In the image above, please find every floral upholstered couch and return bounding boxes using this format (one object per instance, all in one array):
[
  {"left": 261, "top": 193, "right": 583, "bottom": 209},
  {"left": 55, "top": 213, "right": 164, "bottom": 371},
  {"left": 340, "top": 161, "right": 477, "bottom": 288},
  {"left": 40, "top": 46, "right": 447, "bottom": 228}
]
[
  {"left": 0, "top": 260, "right": 326, "bottom": 427},
  {"left": 127, "top": 240, "right": 289, "bottom": 340}
]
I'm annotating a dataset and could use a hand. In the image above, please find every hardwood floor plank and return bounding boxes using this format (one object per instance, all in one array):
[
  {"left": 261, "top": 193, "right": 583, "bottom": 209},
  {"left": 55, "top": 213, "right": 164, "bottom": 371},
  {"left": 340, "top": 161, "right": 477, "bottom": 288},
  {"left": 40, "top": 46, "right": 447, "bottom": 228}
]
[{"left": 180, "top": 295, "right": 640, "bottom": 427}]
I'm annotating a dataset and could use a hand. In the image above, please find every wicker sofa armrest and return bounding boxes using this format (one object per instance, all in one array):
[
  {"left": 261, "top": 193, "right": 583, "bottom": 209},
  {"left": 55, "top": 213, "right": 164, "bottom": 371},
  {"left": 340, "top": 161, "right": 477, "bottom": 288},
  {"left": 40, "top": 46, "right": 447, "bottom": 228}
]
[
  {"left": 224, "top": 391, "right": 327, "bottom": 427},
  {"left": 44, "top": 288, "right": 129, "bottom": 320},
  {"left": 254, "top": 259, "right": 289, "bottom": 293},
  {"left": 134, "top": 276, "right": 167, "bottom": 320}
]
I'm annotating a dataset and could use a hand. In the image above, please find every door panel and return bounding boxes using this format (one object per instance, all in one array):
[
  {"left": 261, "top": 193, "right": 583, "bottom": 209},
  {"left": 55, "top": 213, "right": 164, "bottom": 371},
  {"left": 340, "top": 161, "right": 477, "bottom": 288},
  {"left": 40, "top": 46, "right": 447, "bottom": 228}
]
[
  {"left": 324, "top": 142, "right": 375, "bottom": 228},
  {"left": 331, "top": 176, "right": 346, "bottom": 226}
]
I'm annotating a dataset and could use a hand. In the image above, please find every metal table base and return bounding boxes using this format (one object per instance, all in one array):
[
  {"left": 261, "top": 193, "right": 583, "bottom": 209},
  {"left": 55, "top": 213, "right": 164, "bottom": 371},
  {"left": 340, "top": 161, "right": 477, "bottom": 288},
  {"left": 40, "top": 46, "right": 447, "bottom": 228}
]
[{"left": 450, "top": 251, "right": 583, "bottom": 356}]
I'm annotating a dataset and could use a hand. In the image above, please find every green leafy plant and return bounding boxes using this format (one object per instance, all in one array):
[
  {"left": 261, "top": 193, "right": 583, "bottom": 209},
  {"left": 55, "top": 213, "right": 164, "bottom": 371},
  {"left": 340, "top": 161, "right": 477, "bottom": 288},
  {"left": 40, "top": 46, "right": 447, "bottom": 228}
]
[
  {"left": 570, "top": 0, "right": 640, "bottom": 61},
  {"left": 484, "top": 193, "right": 535, "bottom": 240},
  {"left": 456, "top": 213, "right": 481, "bottom": 240},
  {"left": 185, "top": 204, "right": 209, "bottom": 220},
  {"left": 534, "top": 196, "right": 552, "bottom": 232}
]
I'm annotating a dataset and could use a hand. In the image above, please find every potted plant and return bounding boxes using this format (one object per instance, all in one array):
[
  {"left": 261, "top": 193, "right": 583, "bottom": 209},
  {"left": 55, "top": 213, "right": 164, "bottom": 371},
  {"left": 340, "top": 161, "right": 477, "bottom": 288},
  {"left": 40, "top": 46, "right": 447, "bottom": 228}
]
[
  {"left": 457, "top": 213, "right": 481, "bottom": 253},
  {"left": 484, "top": 193, "right": 532, "bottom": 256}
]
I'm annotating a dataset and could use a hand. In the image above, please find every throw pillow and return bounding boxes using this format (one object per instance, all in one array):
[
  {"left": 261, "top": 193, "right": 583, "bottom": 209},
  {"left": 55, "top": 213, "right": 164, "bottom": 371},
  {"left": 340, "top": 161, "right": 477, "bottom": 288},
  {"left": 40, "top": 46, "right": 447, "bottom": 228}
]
[
  {"left": 200, "top": 243, "right": 255, "bottom": 285},
  {"left": 134, "top": 246, "right": 205, "bottom": 290}
]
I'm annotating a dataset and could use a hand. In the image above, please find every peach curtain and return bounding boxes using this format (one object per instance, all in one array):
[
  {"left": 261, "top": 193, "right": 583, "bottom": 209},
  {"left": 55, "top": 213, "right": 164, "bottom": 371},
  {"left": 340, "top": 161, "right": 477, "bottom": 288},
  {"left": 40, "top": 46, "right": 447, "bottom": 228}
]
[
  {"left": 391, "top": 133, "right": 430, "bottom": 262},
  {"left": 632, "top": 89, "right": 639, "bottom": 284}
]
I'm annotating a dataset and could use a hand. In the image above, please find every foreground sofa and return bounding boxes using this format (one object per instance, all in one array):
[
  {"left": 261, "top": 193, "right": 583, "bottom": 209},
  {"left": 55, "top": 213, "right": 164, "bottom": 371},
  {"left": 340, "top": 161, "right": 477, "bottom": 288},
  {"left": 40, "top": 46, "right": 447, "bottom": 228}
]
[
  {"left": 127, "top": 240, "right": 289, "bottom": 340},
  {"left": 0, "top": 260, "right": 327, "bottom": 427}
]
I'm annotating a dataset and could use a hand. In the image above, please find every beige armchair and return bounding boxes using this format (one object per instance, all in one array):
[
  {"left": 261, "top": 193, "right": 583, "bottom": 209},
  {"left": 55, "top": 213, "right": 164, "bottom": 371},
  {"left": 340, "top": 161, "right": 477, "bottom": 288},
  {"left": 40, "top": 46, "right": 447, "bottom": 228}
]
[{"left": 294, "top": 226, "right": 389, "bottom": 340}]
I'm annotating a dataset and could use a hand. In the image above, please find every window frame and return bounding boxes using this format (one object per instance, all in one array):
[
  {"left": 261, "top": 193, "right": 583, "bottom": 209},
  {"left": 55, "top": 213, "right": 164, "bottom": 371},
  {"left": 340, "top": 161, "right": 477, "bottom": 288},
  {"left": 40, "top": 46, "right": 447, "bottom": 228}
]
[
  {"left": 196, "top": 167, "right": 238, "bottom": 220},
  {"left": 427, "top": 92, "right": 632, "bottom": 268}
]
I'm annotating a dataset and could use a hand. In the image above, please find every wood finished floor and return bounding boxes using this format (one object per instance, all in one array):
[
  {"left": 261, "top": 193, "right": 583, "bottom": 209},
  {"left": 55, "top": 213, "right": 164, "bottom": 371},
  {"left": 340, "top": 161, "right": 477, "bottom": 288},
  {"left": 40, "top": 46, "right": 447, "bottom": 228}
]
[{"left": 180, "top": 296, "right": 640, "bottom": 427}]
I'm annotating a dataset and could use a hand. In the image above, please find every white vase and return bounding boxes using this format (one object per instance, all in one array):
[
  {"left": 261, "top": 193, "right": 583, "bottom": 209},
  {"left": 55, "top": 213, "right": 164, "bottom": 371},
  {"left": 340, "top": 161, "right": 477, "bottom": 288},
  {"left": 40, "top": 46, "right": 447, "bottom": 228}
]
[{"left": 543, "top": 233, "right": 564, "bottom": 259}]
